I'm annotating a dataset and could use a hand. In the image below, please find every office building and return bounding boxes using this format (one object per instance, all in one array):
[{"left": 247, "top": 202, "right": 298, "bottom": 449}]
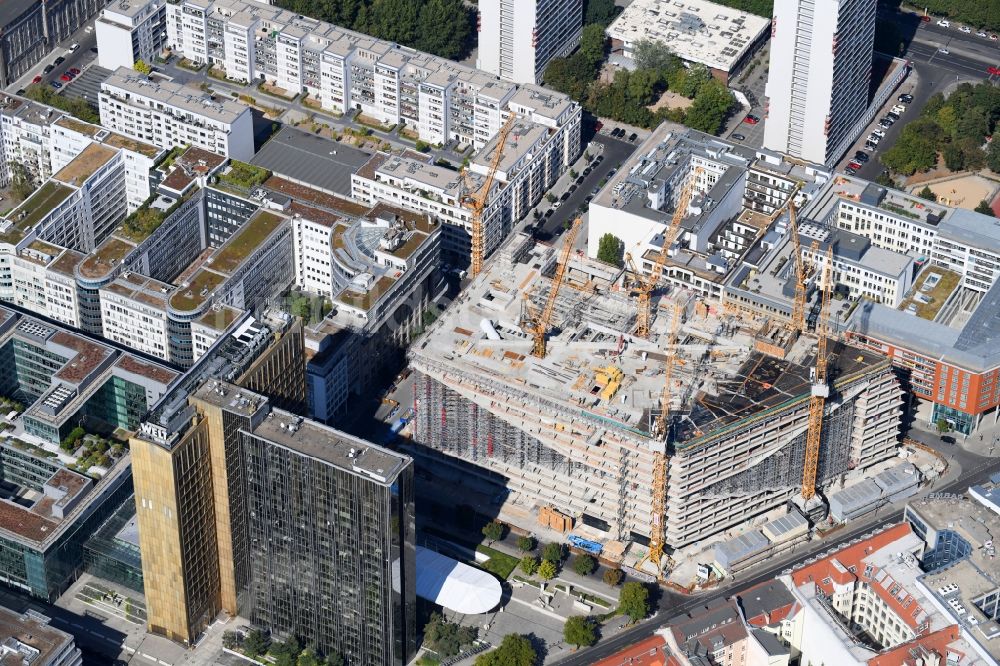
[
  {"left": 478, "top": 0, "right": 583, "bottom": 84},
  {"left": 0, "top": 0, "right": 103, "bottom": 88},
  {"left": 99, "top": 68, "right": 255, "bottom": 160},
  {"left": 158, "top": 0, "right": 580, "bottom": 153},
  {"left": 606, "top": 0, "right": 770, "bottom": 83},
  {"left": 96, "top": 0, "right": 168, "bottom": 71},
  {"left": 131, "top": 380, "right": 416, "bottom": 663},
  {"left": 0, "top": 608, "right": 82, "bottom": 666},
  {"left": 762, "top": 0, "right": 877, "bottom": 165}
]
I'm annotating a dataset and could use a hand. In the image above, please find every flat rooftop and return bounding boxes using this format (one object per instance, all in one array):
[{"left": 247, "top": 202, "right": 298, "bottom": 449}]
[
  {"left": 250, "top": 126, "right": 371, "bottom": 196},
  {"left": 263, "top": 175, "right": 371, "bottom": 217},
  {"left": 160, "top": 145, "right": 227, "bottom": 193},
  {"left": 102, "top": 67, "right": 250, "bottom": 125},
  {"left": 53, "top": 143, "right": 118, "bottom": 188},
  {"left": 78, "top": 237, "right": 136, "bottom": 281},
  {"left": 0, "top": 608, "right": 75, "bottom": 666},
  {"left": 1, "top": 182, "right": 75, "bottom": 245},
  {"left": 169, "top": 269, "right": 227, "bottom": 314},
  {"left": 103, "top": 272, "right": 174, "bottom": 311},
  {"left": 208, "top": 209, "right": 285, "bottom": 275},
  {"left": 607, "top": 0, "right": 771, "bottom": 72}
]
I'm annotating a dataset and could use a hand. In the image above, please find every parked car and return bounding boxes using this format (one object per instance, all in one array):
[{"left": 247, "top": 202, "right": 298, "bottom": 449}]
[
  {"left": 15, "top": 89, "right": 23, "bottom": 96},
  {"left": 936, "top": 19, "right": 950, "bottom": 27},
  {"left": 50, "top": 81, "right": 62, "bottom": 89},
  {"left": 864, "top": 141, "right": 877, "bottom": 151},
  {"left": 68, "top": 43, "right": 80, "bottom": 52},
  {"left": 628, "top": 132, "right": 638, "bottom": 142},
  {"left": 60, "top": 73, "right": 71, "bottom": 82},
  {"left": 743, "top": 114, "right": 760, "bottom": 125},
  {"left": 845, "top": 166, "right": 858, "bottom": 175},
  {"left": 890, "top": 104, "right": 906, "bottom": 115},
  {"left": 938, "top": 47, "right": 950, "bottom": 55},
  {"left": 959, "top": 25, "right": 972, "bottom": 33},
  {"left": 854, "top": 151, "right": 870, "bottom": 163},
  {"left": 898, "top": 93, "right": 913, "bottom": 104},
  {"left": 43, "top": 64, "right": 54, "bottom": 74},
  {"left": 872, "top": 129, "right": 886, "bottom": 138},
  {"left": 69, "top": 67, "right": 80, "bottom": 75},
  {"left": 848, "top": 160, "right": 862, "bottom": 170},
  {"left": 31, "top": 75, "right": 42, "bottom": 84},
  {"left": 867, "top": 134, "right": 882, "bottom": 145},
  {"left": 54, "top": 56, "right": 65, "bottom": 65},
  {"left": 732, "top": 133, "right": 746, "bottom": 141},
  {"left": 977, "top": 31, "right": 988, "bottom": 38}
]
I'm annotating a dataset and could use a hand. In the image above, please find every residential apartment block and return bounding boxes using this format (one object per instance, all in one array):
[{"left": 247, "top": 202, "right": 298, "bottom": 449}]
[
  {"left": 99, "top": 68, "right": 255, "bottom": 160},
  {"left": 477, "top": 0, "right": 583, "bottom": 84},
  {"left": 156, "top": 0, "right": 580, "bottom": 152},
  {"left": 763, "top": 0, "right": 877, "bottom": 165},
  {"left": 96, "top": 0, "right": 168, "bottom": 71}
]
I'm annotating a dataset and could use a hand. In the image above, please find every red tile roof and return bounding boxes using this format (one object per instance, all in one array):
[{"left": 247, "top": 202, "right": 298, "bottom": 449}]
[
  {"left": 594, "top": 636, "right": 672, "bottom": 666},
  {"left": 868, "top": 625, "right": 963, "bottom": 666},
  {"left": 790, "top": 523, "right": 925, "bottom": 631}
]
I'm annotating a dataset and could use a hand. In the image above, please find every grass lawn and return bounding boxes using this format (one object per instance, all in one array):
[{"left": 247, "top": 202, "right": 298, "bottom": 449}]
[{"left": 476, "top": 545, "right": 519, "bottom": 580}]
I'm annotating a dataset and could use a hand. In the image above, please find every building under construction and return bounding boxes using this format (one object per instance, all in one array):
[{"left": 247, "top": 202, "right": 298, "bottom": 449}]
[{"left": 408, "top": 232, "right": 905, "bottom": 548}]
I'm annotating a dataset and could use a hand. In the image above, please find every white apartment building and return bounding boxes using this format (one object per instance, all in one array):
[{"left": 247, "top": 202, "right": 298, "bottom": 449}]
[
  {"left": 0, "top": 97, "right": 58, "bottom": 186},
  {"left": 95, "top": 0, "right": 167, "bottom": 71},
  {"left": 763, "top": 0, "right": 876, "bottom": 166},
  {"left": 99, "top": 67, "right": 255, "bottom": 160},
  {"left": 477, "top": 0, "right": 583, "bottom": 84},
  {"left": 100, "top": 272, "right": 174, "bottom": 361},
  {"left": 158, "top": 0, "right": 580, "bottom": 152}
]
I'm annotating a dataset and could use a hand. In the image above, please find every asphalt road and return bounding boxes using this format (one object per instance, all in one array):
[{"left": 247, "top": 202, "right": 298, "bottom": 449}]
[
  {"left": 10, "top": 23, "right": 98, "bottom": 93},
  {"left": 551, "top": 448, "right": 1000, "bottom": 665},
  {"left": 535, "top": 134, "right": 638, "bottom": 240}
]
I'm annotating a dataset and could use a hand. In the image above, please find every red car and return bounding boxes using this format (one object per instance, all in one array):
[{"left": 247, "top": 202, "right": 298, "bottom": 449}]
[
  {"left": 31, "top": 75, "right": 42, "bottom": 84},
  {"left": 743, "top": 114, "right": 760, "bottom": 125},
  {"left": 848, "top": 160, "right": 862, "bottom": 170},
  {"left": 60, "top": 73, "right": 72, "bottom": 82},
  {"left": 920, "top": 15, "right": 930, "bottom": 22},
  {"left": 69, "top": 67, "right": 81, "bottom": 75}
]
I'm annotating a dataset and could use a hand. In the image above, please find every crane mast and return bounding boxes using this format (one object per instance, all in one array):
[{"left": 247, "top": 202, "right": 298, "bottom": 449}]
[
  {"left": 635, "top": 168, "right": 702, "bottom": 338},
  {"left": 801, "top": 245, "right": 833, "bottom": 501},
  {"left": 461, "top": 114, "right": 518, "bottom": 278},
  {"left": 787, "top": 202, "right": 809, "bottom": 334},
  {"left": 525, "top": 218, "right": 581, "bottom": 358}
]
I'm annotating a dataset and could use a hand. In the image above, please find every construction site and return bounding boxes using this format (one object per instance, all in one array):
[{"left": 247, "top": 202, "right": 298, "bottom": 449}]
[{"left": 407, "top": 174, "right": 906, "bottom": 572}]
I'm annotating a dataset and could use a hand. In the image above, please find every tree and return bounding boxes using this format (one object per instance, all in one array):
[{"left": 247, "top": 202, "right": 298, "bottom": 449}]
[
  {"left": 415, "top": 139, "right": 430, "bottom": 152},
  {"left": 482, "top": 520, "right": 505, "bottom": 544},
  {"left": 538, "top": 559, "right": 558, "bottom": 580},
  {"left": 222, "top": 631, "right": 239, "bottom": 650},
  {"left": 918, "top": 185, "right": 937, "bottom": 202},
  {"left": 584, "top": 0, "right": 620, "bottom": 27},
  {"left": 580, "top": 24, "right": 608, "bottom": 69},
  {"left": 520, "top": 555, "right": 539, "bottom": 575},
  {"left": 134, "top": 59, "right": 152, "bottom": 74},
  {"left": 976, "top": 199, "right": 996, "bottom": 217},
  {"left": 270, "top": 637, "right": 301, "bottom": 666},
  {"left": 325, "top": 652, "right": 344, "bottom": 666},
  {"left": 572, "top": 554, "right": 596, "bottom": 576},
  {"left": 942, "top": 143, "right": 965, "bottom": 171},
  {"left": 618, "top": 582, "right": 651, "bottom": 623},
  {"left": 596, "top": 233, "right": 625, "bottom": 267},
  {"left": 633, "top": 39, "right": 680, "bottom": 75},
  {"left": 9, "top": 161, "right": 35, "bottom": 202},
  {"left": 474, "top": 634, "right": 538, "bottom": 666},
  {"left": 684, "top": 79, "right": 734, "bottom": 135},
  {"left": 414, "top": 0, "right": 472, "bottom": 60},
  {"left": 988, "top": 140, "right": 1000, "bottom": 173},
  {"left": 243, "top": 629, "right": 270, "bottom": 659},
  {"left": 517, "top": 535, "right": 536, "bottom": 552},
  {"left": 603, "top": 568, "right": 624, "bottom": 586},
  {"left": 542, "top": 542, "right": 565, "bottom": 563},
  {"left": 423, "top": 612, "right": 477, "bottom": 657},
  {"left": 297, "top": 651, "right": 321, "bottom": 666},
  {"left": 563, "top": 616, "right": 598, "bottom": 647}
]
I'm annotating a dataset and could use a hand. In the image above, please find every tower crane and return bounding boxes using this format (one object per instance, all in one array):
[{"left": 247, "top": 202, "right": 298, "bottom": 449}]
[
  {"left": 461, "top": 114, "right": 518, "bottom": 278},
  {"left": 787, "top": 202, "right": 809, "bottom": 334},
  {"left": 801, "top": 245, "right": 833, "bottom": 501},
  {"left": 523, "top": 218, "right": 581, "bottom": 358},
  {"left": 634, "top": 168, "right": 702, "bottom": 338},
  {"left": 638, "top": 302, "right": 682, "bottom": 576}
]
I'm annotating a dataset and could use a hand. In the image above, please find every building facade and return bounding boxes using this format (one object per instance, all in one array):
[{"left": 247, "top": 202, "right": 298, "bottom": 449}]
[
  {"left": 0, "top": 0, "right": 103, "bottom": 88},
  {"left": 477, "top": 0, "right": 583, "bottom": 84},
  {"left": 762, "top": 0, "right": 876, "bottom": 166},
  {"left": 96, "top": 0, "right": 168, "bottom": 71}
]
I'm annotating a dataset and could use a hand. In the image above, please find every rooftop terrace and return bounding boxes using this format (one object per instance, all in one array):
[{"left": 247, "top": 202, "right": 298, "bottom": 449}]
[
  {"left": 169, "top": 269, "right": 226, "bottom": 313},
  {"left": 1, "top": 182, "right": 74, "bottom": 245}
]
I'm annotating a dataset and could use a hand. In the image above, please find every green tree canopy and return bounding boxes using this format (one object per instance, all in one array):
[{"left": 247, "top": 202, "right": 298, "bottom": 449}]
[
  {"left": 517, "top": 535, "right": 536, "bottom": 552},
  {"left": 918, "top": 186, "right": 937, "bottom": 202},
  {"left": 542, "top": 542, "right": 565, "bottom": 563},
  {"left": 520, "top": 555, "right": 539, "bottom": 575},
  {"left": 618, "top": 581, "right": 651, "bottom": 623},
  {"left": 538, "top": 559, "right": 558, "bottom": 580},
  {"left": 572, "top": 554, "right": 596, "bottom": 576},
  {"left": 482, "top": 520, "right": 505, "bottom": 543},
  {"left": 243, "top": 629, "right": 270, "bottom": 659},
  {"left": 603, "top": 568, "right": 624, "bottom": 586},
  {"left": 633, "top": 40, "right": 681, "bottom": 75},
  {"left": 976, "top": 200, "right": 996, "bottom": 217},
  {"left": 584, "top": 0, "right": 621, "bottom": 27},
  {"left": 563, "top": 616, "right": 598, "bottom": 647},
  {"left": 474, "top": 635, "right": 538, "bottom": 666},
  {"left": 597, "top": 233, "right": 625, "bottom": 267},
  {"left": 134, "top": 59, "right": 152, "bottom": 74}
]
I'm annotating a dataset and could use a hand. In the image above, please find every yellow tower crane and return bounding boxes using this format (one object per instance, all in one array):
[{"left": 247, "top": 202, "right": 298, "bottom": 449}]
[
  {"left": 461, "top": 114, "right": 518, "bottom": 278},
  {"left": 801, "top": 245, "right": 834, "bottom": 501},
  {"left": 638, "top": 302, "right": 682, "bottom": 576},
  {"left": 524, "top": 218, "right": 581, "bottom": 358},
  {"left": 786, "top": 202, "right": 809, "bottom": 334}
]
